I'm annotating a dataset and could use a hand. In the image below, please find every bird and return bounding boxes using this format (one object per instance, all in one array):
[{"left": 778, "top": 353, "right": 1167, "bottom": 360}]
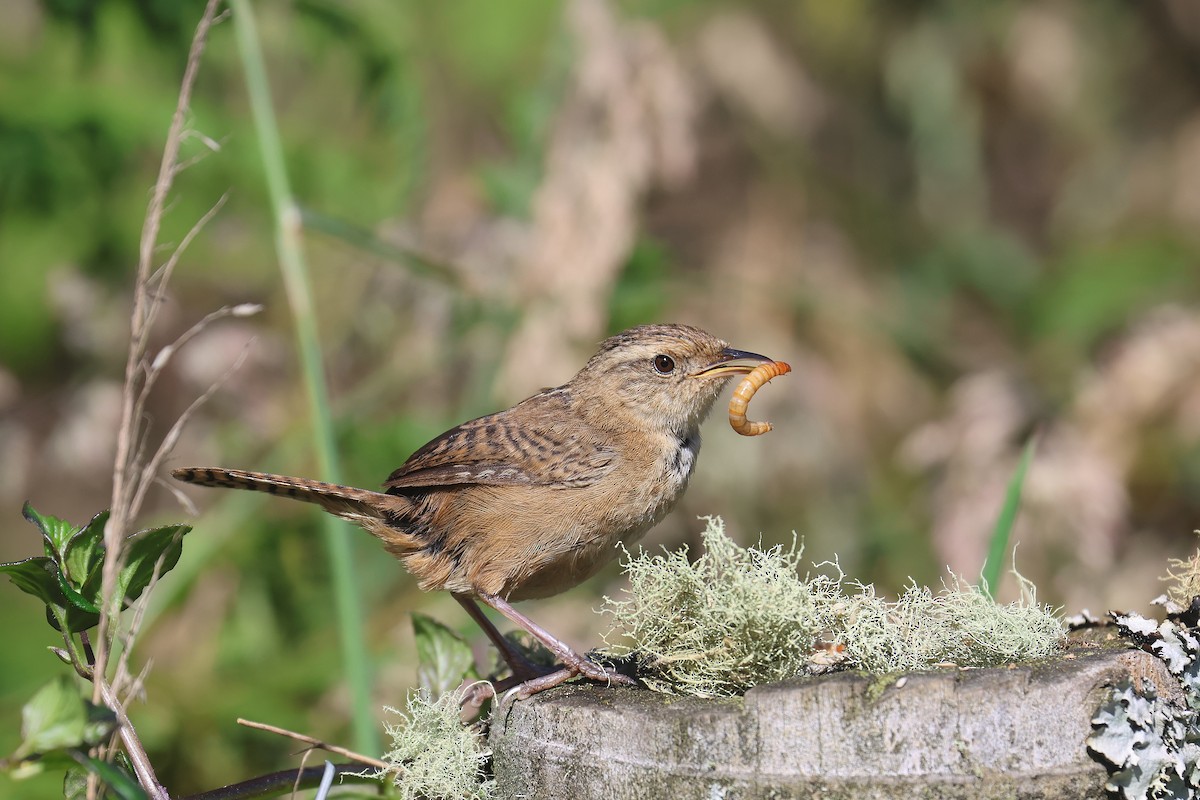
[{"left": 172, "top": 323, "right": 778, "bottom": 697}]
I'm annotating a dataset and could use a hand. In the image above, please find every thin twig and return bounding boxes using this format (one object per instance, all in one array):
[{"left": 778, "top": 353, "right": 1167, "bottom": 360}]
[
  {"left": 159, "top": 477, "right": 199, "bottom": 516},
  {"left": 150, "top": 301, "right": 262, "bottom": 374},
  {"left": 132, "top": 343, "right": 253, "bottom": 518},
  {"left": 102, "top": 0, "right": 223, "bottom": 670},
  {"left": 141, "top": 193, "right": 230, "bottom": 339},
  {"left": 93, "top": 3, "right": 225, "bottom": 799},
  {"left": 120, "top": 661, "right": 153, "bottom": 712},
  {"left": 134, "top": 196, "right": 232, "bottom": 434},
  {"left": 173, "top": 130, "right": 225, "bottom": 175},
  {"left": 236, "top": 719, "right": 389, "bottom": 770},
  {"left": 98, "top": 681, "right": 169, "bottom": 798},
  {"left": 114, "top": 533, "right": 183, "bottom": 700},
  {"left": 291, "top": 748, "right": 315, "bottom": 798}
]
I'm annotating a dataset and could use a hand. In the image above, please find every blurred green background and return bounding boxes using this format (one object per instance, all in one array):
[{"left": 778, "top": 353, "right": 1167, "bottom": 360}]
[{"left": 4, "top": 0, "right": 1200, "bottom": 796}]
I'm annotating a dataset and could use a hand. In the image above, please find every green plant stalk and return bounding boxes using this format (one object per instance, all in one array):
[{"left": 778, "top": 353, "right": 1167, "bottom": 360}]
[
  {"left": 231, "top": 0, "right": 378, "bottom": 755},
  {"left": 981, "top": 435, "right": 1038, "bottom": 594},
  {"left": 298, "top": 207, "right": 461, "bottom": 287}
]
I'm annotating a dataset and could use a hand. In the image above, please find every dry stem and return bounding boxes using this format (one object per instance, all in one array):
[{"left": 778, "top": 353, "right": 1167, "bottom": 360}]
[
  {"left": 91, "top": 2, "right": 225, "bottom": 798},
  {"left": 100, "top": 0, "right": 222, "bottom": 677},
  {"left": 236, "top": 718, "right": 390, "bottom": 770}
]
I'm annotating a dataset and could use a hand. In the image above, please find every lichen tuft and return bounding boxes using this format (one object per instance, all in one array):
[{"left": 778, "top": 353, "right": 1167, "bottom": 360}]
[
  {"left": 601, "top": 516, "right": 838, "bottom": 697},
  {"left": 377, "top": 687, "right": 494, "bottom": 800},
  {"left": 601, "top": 516, "right": 1064, "bottom": 697},
  {"left": 1161, "top": 530, "right": 1200, "bottom": 609},
  {"left": 833, "top": 571, "right": 1064, "bottom": 673}
]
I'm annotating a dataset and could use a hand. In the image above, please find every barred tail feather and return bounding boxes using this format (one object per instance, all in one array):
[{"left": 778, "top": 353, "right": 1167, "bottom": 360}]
[{"left": 171, "top": 467, "right": 395, "bottom": 522}]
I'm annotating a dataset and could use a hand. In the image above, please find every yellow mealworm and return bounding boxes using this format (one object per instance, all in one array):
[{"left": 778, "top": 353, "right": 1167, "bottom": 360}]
[{"left": 729, "top": 360, "right": 791, "bottom": 436}]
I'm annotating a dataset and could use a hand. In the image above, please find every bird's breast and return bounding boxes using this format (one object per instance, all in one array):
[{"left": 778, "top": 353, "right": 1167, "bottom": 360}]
[
  {"left": 669, "top": 432, "right": 700, "bottom": 490},
  {"left": 604, "top": 428, "right": 701, "bottom": 541}
]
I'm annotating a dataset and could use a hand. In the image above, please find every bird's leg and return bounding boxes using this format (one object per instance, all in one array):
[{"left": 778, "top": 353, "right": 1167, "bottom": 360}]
[
  {"left": 453, "top": 593, "right": 595, "bottom": 710},
  {"left": 474, "top": 590, "right": 635, "bottom": 693},
  {"left": 454, "top": 593, "right": 553, "bottom": 682}
]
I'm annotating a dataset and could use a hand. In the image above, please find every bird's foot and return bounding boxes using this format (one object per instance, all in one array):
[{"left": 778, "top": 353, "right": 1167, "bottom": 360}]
[
  {"left": 467, "top": 591, "right": 636, "bottom": 698},
  {"left": 571, "top": 654, "right": 637, "bottom": 686},
  {"left": 458, "top": 653, "right": 634, "bottom": 718},
  {"left": 511, "top": 656, "right": 635, "bottom": 699}
]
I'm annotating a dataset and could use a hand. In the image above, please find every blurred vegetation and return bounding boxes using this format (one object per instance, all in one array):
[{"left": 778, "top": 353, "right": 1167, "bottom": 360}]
[{"left": 3, "top": 0, "right": 1200, "bottom": 796}]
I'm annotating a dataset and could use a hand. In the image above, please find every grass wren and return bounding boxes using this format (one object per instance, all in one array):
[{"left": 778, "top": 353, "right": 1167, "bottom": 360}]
[{"left": 173, "top": 323, "right": 778, "bottom": 697}]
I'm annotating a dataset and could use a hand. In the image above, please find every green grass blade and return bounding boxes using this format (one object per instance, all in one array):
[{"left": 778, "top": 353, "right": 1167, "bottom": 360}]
[
  {"left": 981, "top": 435, "right": 1038, "bottom": 595},
  {"left": 298, "top": 207, "right": 462, "bottom": 287},
  {"left": 230, "top": 0, "right": 378, "bottom": 756}
]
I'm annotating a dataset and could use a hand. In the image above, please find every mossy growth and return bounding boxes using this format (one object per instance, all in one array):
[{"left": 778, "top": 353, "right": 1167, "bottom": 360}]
[
  {"left": 376, "top": 687, "right": 495, "bottom": 800},
  {"left": 834, "top": 571, "right": 1064, "bottom": 673},
  {"left": 601, "top": 516, "right": 840, "bottom": 697},
  {"left": 602, "top": 516, "right": 1065, "bottom": 697},
  {"left": 1161, "top": 530, "right": 1200, "bottom": 608}
]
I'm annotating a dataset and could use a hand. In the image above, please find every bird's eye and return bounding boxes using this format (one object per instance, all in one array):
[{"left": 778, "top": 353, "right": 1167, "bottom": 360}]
[{"left": 653, "top": 354, "right": 676, "bottom": 374}]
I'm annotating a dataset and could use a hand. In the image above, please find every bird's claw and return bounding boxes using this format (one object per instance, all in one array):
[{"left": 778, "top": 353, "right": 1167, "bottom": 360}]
[{"left": 510, "top": 657, "right": 635, "bottom": 699}]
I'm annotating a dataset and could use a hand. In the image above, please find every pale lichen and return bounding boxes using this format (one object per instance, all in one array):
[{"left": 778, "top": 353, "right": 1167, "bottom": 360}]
[
  {"left": 1090, "top": 612, "right": 1200, "bottom": 798},
  {"left": 377, "top": 687, "right": 494, "bottom": 800},
  {"left": 601, "top": 516, "right": 838, "bottom": 697},
  {"left": 833, "top": 571, "right": 1064, "bottom": 673},
  {"left": 1161, "top": 530, "right": 1200, "bottom": 609},
  {"left": 602, "top": 516, "right": 1064, "bottom": 697}
]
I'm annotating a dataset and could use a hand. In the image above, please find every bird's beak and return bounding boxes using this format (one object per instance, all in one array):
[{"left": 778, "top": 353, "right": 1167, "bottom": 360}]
[{"left": 690, "top": 347, "right": 776, "bottom": 378}]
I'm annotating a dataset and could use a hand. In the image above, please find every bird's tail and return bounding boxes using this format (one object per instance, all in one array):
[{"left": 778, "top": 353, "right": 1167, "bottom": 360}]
[{"left": 171, "top": 467, "right": 403, "bottom": 528}]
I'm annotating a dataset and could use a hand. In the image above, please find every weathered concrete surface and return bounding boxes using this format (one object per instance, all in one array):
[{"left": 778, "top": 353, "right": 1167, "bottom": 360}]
[{"left": 490, "top": 648, "right": 1175, "bottom": 799}]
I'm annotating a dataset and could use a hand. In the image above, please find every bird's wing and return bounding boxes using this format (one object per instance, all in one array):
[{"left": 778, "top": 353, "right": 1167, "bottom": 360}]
[{"left": 383, "top": 391, "right": 617, "bottom": 493}]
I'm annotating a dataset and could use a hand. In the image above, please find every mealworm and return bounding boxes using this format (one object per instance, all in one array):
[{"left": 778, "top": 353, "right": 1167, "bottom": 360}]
[{"left": 729, "top": 361, "right": 791, "bottom": 436}]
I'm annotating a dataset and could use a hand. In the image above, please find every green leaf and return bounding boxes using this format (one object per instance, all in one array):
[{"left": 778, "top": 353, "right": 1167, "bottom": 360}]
[
  {"left": 47, "top": 600, "right": 101, "bottom": 634},
  {"left": 0, "top": 554, "right": 100, "bottom": 631},
  {"left": 65, "top": 754, "right": 143, "bottom": 800},
  {"left": 70, "top": 754, "right": 149, "bottom": 800},
  {"left": 982, "top": 435, "right": 1038, "bottom": 594},
  {"left": 2, "top": 517, "right": 189, "bottom": 632},
  {"left": 57, "top": 570, "right": 100, "bottom": 614},
  {"left": 412, "top": 613, "right": 476, "bottom": 697},
  {"left": 63, "top": 765, "right": 89, "bottom": 799},
  {"left": 117, "top": 524, "right": 190, "bottom": 604},
  {"left": 23, "top": 502, "right": 78, "bottom": 564},
  {"left": 12, "top": 676, "right": 116, "bottom": 763},
  {"left": 7, "top": 507, "right": 109, "bottom": 627},
  {"left": 0, "top": 556, "right": 65, "bottom": 607},
  {"left": 10, "top": 749, "right": 77, "bottom": 780},
  {"left": 62, "top": 509, "right": 109, "bottom": 589},
  {"left": 0, "top": 557, "right": 101, "bottom": 633}
]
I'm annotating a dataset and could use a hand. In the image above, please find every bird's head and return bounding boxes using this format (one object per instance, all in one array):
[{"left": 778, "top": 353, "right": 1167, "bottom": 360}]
[{"left": 569, "top": 324, "right": 776, "bottom": 436}]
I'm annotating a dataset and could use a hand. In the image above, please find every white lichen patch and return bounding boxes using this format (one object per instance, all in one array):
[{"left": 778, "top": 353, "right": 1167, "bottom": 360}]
[
  {"left": 1090, "top": 612, "right": 1200, "bottom": 799},
  {"left": 377, "top": 687, "right": 495, "bottom": 800},
  {"left": 602, "top": 516, "right": 1065, "bottom": 697},
  {"left": 1162, "top": 530, "right": 1200, "bottom": 609},
  {"left": 834, "top": 571, "right": 1065, "bottom": 673},
  {"left": 601, "top": 516, "right": 840, "bottom": 697}
]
